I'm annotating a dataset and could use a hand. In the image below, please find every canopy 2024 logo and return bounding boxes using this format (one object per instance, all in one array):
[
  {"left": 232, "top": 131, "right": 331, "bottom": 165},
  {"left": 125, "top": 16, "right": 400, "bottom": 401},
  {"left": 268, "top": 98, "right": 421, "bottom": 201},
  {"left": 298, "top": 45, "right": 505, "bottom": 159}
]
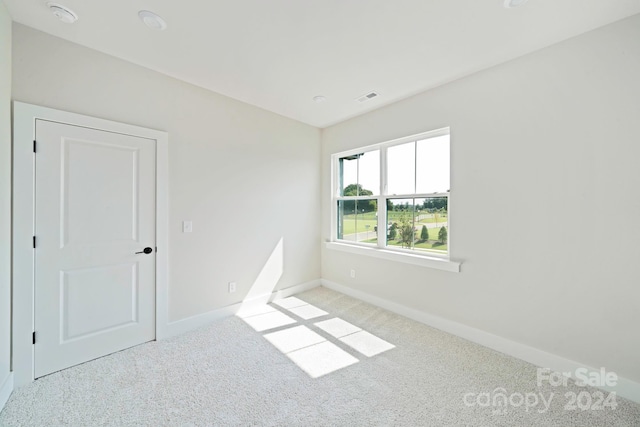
[{"left": 462, "top": 367, "right": 618, "bottom": 415}]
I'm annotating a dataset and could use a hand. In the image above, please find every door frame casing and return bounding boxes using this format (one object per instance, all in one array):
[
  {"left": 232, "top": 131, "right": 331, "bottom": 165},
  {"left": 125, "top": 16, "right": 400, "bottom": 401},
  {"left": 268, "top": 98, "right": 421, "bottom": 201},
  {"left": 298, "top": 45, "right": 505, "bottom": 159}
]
[{"left": 12, "top": 102, "right": 170, "bottom": 387}]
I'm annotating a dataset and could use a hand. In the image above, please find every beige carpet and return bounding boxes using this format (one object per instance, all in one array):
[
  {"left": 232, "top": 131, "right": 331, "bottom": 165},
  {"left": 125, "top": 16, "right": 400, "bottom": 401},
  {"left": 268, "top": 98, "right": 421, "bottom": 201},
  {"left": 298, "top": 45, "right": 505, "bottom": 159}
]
[{"left": 1, "top": 286, "right": 638, "bottom": 426}]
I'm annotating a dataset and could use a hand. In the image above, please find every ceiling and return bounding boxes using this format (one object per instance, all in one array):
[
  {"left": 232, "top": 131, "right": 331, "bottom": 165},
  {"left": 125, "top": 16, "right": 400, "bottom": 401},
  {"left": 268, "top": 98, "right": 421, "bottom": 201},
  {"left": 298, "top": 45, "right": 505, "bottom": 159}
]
[{"left": 5, "top": 1, "right": 640, "bottom": 128}]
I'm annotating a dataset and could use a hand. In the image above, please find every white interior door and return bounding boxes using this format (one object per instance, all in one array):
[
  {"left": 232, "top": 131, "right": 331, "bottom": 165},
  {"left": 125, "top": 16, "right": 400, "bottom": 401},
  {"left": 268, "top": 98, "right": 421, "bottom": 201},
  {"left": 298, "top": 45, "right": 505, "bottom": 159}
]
[{"left": 34, "top": 120, "right": 156, "bottom": 378}]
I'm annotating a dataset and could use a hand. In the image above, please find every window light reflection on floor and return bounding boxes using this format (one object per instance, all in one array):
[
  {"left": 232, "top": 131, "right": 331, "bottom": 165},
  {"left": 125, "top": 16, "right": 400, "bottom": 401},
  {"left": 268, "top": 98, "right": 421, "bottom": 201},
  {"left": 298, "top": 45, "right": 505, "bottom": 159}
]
[
  {"left": 287, "top": 341, "right": 359, "bottom": 378},
  {"left": 239, "top": 309, "right": 296, "bottom": 332},
  {"left": 315, "top": 318, "right": 395, "bottom": 357},
  {"left": 274, "top": 297, "right": 329, "bottom": 320},
  {"left": 236, "top": 303, "right": 278, "bottom": 319},
  {"left": 314, "top": 317, "right": 362, "bottom": 338},
  {"left": 238, "top": 298, "right": 395, "bottom": 378},
  {"left": 264, "top": 325, "right": 325, "bottom": 354},
  {"left": 272, "top": 296, "right": 308, "bottom": 310},
  {"left": 286, "top": 304, "right": 328, "bottom": 320},
  {"left": 339, "top": 330, "right": 395, "bottom": 357}
]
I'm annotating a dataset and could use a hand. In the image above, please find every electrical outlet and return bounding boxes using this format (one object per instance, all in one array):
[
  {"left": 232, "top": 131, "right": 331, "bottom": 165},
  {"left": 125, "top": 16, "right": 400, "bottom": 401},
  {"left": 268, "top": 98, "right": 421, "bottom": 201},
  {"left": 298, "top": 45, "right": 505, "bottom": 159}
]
[
  {"left": 350, "top": 269, "right": 356, "bottom": 279},
  {"left": 228, "top": 282, "right": 237, "bottom": 293}
]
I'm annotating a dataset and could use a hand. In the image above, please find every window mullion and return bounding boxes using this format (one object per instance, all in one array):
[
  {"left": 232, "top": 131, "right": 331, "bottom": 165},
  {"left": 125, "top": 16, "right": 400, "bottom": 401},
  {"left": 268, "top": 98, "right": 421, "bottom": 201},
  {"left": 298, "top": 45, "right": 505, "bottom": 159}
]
[
  {"left": 333, "top": 157, "right": 340, "bottom": 239},
  {"left": 389, "top": 192, "right": 449, "bottom": 199},
  {"left": 412, "top": 142, "right": 418, "bottom": 250},
  {"left": 381, "top": 146, "right": 388, "bottom": 196},
  {"left": 338, "top": 158, "right": 344, "bottom": 197},
  {"left": 378, "top": 147, "right": 388, "bottom": 248},
  {"left": 336, "top": 196, "right": 377, "bottom": 201},
  {"left": 414, "top": 139, "right": 418, "bottom": 195}
]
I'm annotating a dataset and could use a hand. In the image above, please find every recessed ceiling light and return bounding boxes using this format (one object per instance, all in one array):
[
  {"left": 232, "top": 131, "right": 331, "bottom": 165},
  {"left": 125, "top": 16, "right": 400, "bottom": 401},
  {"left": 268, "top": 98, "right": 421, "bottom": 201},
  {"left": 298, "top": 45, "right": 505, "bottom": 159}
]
[
  {"left": 313, "top": 96, "right": 327, "bottom": 103},
  {"left": 138, "top": 10, "right": 167, "bottom": 30},
  {"left": 47, "top": 2, "right": 78, "bottom": 24},
  {"left": 504, "top": 0, "right": 529, "bottom": 8}
]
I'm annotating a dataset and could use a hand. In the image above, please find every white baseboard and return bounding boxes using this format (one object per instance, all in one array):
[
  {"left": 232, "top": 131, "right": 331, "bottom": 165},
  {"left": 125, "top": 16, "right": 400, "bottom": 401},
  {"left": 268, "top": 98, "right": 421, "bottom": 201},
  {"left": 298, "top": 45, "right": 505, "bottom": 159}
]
[
  {"left": 321, "top": 279, "right": 640, "bottom": 404},
  {"left": 0, "top": 372, "right": 13, "bottom": 412},
  {"left": 161, "top": 279, "right": 322, "bottom": 339}
]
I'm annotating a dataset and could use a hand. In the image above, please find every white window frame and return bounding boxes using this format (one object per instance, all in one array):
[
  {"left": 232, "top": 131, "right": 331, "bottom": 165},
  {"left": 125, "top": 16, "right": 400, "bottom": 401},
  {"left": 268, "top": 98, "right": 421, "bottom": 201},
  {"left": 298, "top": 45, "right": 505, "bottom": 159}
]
[{"left": 327, "top": 127, "right": 461, "bottom": 273}]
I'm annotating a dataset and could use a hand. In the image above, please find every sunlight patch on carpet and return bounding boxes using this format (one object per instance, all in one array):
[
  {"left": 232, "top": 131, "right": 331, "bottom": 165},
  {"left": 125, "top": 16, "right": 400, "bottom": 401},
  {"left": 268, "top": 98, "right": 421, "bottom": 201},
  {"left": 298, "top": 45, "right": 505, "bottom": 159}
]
[
  {"left": 286, "top": 341, "right": 359, "bottom": 378},
  {"left": 339, "top": 330, "right": 395, "bottom": 357},
  {"left": 272, "top": 297, "right": 308, "bottom": 310},
  {"left": 286, "top": 304, "right": 328, "bottom": 320},
  {"left": 314, "top": 318, "right": 362, "bottom": 338},
  {"left": 264, "top": 325, "right": 325, "bottom": 353},
  {"left": 239, "top": 298, "right": 395, "bottom": 378},
  {"left": 240, "top": 310, "right": 296, "bottom": 332},
  {"left": 236, "top": 304, "right": 277, "bottom": 319}
]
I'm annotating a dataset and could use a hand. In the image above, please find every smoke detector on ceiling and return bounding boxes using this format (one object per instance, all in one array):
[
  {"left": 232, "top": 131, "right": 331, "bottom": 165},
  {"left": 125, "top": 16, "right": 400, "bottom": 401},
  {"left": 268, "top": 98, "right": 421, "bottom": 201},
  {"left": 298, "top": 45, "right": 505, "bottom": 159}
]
[
  {"left": 504, "top": 0, "right": 529, "bottom": 8},
  {"left": 356, "top": 92, "right": 379, "bottom": 103},
  {"left": 47, "top": 3, "right": 78, "bottom": 23},
  {"left": 138, "top": 10, "right": 168, "bottom": 30}
]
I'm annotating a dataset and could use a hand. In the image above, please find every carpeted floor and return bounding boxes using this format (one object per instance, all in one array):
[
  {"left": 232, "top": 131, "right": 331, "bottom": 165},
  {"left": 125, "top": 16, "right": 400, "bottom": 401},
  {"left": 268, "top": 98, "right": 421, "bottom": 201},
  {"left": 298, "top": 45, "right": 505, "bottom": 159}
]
[{"left": 1, "top": 286, "right": 639, "bottom": 426}]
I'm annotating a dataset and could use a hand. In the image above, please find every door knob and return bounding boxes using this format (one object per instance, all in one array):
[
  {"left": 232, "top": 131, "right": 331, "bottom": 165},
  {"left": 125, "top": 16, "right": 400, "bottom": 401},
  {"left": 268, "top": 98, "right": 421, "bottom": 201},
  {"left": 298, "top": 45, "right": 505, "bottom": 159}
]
[{"left": 135, "top": 247, "right": 153, "bottom": 254}]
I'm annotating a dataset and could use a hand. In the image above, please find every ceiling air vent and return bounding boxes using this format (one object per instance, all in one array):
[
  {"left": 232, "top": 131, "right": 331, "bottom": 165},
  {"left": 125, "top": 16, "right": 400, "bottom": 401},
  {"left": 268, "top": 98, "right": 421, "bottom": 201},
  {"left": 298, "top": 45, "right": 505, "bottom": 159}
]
[{"left": 356, "top": 92, "right": 379, "bottom": 103}]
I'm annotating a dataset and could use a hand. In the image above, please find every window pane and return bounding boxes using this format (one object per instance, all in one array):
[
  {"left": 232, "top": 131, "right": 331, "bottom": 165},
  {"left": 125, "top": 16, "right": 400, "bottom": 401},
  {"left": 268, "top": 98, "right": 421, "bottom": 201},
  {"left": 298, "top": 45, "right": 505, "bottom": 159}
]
[
  {"left": 386, "top": 198, "right": 416, "bottom": 249},
  {"left": 340, "top": 150, "right": 379, "bottom": 196},
  {"left": 339, "top": 155, "right": 358, "bottom": 196},
  {"left": 354, "top": 200, "right": 377, "bottom": 244},
  {"left": 416, "top": 135, "right": 450, "bottom": 194},
  {"left": 337, "top": 200, "right": 377, "bottom": 245},
  {"left": 386, "top": 197, "right": 448, "bottom": 254},
  {"left": 337, "top": 200, "right": 347, "bottom": 240},
  {"left": 414, "top": 197, "right": 448, "bottom": 254},
  {"left": 358, "top": 150, "right": 380, "bottom": 196},
  {"left": 387, "top": 142, "right": 415, "bottom": 195}
]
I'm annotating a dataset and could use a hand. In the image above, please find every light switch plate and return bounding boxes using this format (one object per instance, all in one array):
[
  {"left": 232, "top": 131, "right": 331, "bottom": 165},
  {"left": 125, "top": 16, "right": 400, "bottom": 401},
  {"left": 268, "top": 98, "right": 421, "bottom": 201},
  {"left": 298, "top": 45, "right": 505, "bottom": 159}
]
[{"left": 183, "top": 220, "right": 193, "bottom": 233}]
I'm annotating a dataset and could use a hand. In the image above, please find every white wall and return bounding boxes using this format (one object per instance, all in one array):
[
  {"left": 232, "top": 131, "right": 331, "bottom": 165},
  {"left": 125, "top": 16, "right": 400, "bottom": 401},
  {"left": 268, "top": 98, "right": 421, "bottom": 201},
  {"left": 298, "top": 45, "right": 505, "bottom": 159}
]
[
  {"left": 0, "top": 0, "right": 12, "bottom": 408},
  {"left": 9, "top": 9, "right": 640, "bottom": 400},
  {"left": 322, "top": 14, "right": 640, "bottom": 384},
  {"left": 12, "top": 24, "right": 321, "bottom": 323}
]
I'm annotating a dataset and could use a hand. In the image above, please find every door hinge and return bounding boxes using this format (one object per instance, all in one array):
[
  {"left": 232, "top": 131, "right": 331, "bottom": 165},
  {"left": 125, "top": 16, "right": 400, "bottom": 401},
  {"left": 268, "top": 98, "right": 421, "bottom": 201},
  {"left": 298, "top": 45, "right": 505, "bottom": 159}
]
[
  {"left": 33, "top": 236, "right": 36, "bottom": 249},
  {"left": 32, "top": 332, "right": 36, "bottom": 344},
  {"left": 33, "top": 140, "right": 37, "bottom": 153}
]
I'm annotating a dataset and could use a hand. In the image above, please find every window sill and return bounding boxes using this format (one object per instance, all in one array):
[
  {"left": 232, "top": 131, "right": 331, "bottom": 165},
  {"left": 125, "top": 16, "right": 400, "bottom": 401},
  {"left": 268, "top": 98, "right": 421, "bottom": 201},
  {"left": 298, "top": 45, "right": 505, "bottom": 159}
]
[{"left": 324, "top": 241, "right": 461, "bottom": 273}]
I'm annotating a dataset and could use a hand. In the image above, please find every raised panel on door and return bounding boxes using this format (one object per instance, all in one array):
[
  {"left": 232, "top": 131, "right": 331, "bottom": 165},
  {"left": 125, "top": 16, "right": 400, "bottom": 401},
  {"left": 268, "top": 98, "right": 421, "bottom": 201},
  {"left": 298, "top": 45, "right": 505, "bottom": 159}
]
[
  {"left": 61, "top": 263, "right": 139, "bottom": 342},
  {"left": 34, "top": 120, "right": 156, "bottom": 378},
  {"left": 62, "top": 138, "right": 140, "bottom": 247}
]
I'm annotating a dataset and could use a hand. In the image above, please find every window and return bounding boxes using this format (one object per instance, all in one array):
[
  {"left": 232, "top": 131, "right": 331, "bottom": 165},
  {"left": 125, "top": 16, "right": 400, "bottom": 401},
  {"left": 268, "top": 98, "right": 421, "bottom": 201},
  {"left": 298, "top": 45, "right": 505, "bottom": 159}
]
[{"left": 332, "top": 128, "right": 450, "bottom": 258}]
